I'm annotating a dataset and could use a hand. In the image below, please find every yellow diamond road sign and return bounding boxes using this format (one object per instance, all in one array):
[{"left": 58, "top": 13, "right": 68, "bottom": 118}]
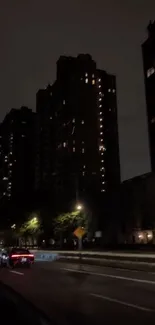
[{"left": 73, "top": 226, "right": 86, "bottom": 239}]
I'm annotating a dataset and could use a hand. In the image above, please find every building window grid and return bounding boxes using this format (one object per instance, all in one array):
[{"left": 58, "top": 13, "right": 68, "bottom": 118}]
[{"left": 98, "top": 79, "right": 106, "bottom": 192}]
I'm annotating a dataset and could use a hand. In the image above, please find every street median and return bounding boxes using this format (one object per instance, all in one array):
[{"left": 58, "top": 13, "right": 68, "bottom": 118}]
[{"left": 31, "top": 249, "right": 155, "bottom": 271}]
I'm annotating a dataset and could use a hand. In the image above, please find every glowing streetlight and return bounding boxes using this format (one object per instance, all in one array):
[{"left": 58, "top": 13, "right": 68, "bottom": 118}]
[{"left": 76, "top": 204, "right": 83, "bottom": 211}]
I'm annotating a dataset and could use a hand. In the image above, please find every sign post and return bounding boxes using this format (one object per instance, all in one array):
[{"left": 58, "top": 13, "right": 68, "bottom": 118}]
[{"left": 73, "top": 226, "right": 86, "bottom": 269}]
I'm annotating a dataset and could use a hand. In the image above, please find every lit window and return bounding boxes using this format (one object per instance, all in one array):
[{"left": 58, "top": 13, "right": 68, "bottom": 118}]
[
  {"left": 101, "top": 139, "right": 103, "bottom": 142},
  {"left": 82, "top": 141, "right": 84, "bottom": 144},
  {"left": 101, "top": 153, "right": 103, "bottom": 155},
  {"left": 73, "top": 147, "right": 75, "bottom": 152},
  {"left": 99, "top": 145, "right": 104, "bottom": 151},
  {"left": 9, "top": 163, "right": 12, "bottom": 166},
  {"left": 100, "top": 112, "right": 102, "bottom": 115},
  {"left": 102, "top": 174, "right": 104, "bottom": 177},
  {"left": 108, "top": 89, "right": 111, "bottom": 92},
  {"left": 101, "top": 189, "right": 105, "bottom": 192},
  {"left": 63, "top": 100, "right": 65, "bottom": 105},
  {"left": 92, "top": 80, "right": 95, "bottom": 85},
  {"left": 151, "top": 117, "right": 155, "bottom": 124},
  {"left": 100, "top": 167, "right": 104, "bottom": 171},
  {"left": 109, "top": 108, "right": 112, "bottom": 112},
  {"left": 102, "top": 181, "right": 105, "bottom": 184},
  {"left": 22, "top": 135, "right": 25, "bottom": 138},
  {"left": 3, "top": 192, "right": 6, "bottom": 196},
  {"left": 50, "top": 117, "right": 52, "bottom": 120},
  {"left": 3, "top": 177, "right": 8, "bottom": 180},
  {"left": 92, "top": 74, "right": 94, "bottom": 78},
  {"left": 99, "top": 92, "right": 102, "bottom": 95},
  {"left": 101, "top": 160, "right": 104, "bottom": 163},
  {"left": 112, "top": 89, "right": 116, "bottom": 93},
  {"left": 100, "top": 132, "right": 103, "bottom": 135},
  {"left": 73, "top": 140, "right": 75, "bottom": 144},
  {"left": 99, "top": 85, "right": 101, "bottom": 88},
  {"left": 4, "top": 160, "right": 7, "bottom": 162},
  {"left": 85, "top": 73, "right": 88, "bottom": 77},
  {"left": 81, "top": 120, "right": 84, "bottom": 124},
  {"left": 147, "top": 67, "right": 155, "bottom": 78},
  {"left": 100, "top": 125, "right": 103, "bottom": 128},
  {"left": 10, "top": 152, "right": 13, "bottom": 155},
  {"left": 99, "top": 105, "right": 102, "bottom": 108},
  {"left": 99, "top": 98, "right": 102, "bottom": 101},
  {"left": 100, "top": 118, "right": 103, "bottom": 121},
  {"left": 72, "top": 118, "right": 75, "bottom": 123},
  {"left": 9, "top": 182, "right": 11, "bottom": 185},
  {"left": 98, "top": 78, "right": 101, "bottom": 82},
  {"left": 63, "top": 142, "right": 67, "bottom": 148},
  {"left": 85, "top": 78, "right": 88, "bottom": 84},
  {"left": 82, "top": 148, "right": 85, "bottom": 153},
  {"left": 83, "top": 165, "right": 86, "bottom": 169},
  {"left": 82, "top": 172, "right": 85, "bottom": 176}
]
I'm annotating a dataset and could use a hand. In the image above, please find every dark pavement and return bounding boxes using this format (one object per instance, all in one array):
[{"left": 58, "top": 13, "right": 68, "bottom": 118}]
[{"left": 1, "top": 261, "right": 155, "bottom": 324}]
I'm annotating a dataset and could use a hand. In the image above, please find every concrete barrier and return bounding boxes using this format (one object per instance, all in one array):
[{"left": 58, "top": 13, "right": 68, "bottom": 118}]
[{"left": 31, "top": 251, "right": 59, "bottom": 262}]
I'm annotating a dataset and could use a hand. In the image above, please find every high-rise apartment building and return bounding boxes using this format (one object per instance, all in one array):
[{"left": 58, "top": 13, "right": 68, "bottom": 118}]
[
  {"left": 0, "top": 107, "right": 35, "bottom": 205},
  {"left": 142, "top": 21, "right": 155, "bottom": 170},
  {"left": 36, "top": 54, "right": 120, "bottom": 211}
]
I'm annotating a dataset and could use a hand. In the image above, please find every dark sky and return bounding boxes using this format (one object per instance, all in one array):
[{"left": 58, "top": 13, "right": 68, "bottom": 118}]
[{"left": 0, "top": 0, "right": 154, "bottom": 181}]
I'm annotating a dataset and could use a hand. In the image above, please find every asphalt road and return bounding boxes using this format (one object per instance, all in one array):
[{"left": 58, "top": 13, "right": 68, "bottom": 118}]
[{"left": 1, "top": 261, "right": 155, "bottom": 324}]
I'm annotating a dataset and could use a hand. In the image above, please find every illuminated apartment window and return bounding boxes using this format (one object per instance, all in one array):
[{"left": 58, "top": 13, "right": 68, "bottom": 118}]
[
  {"left": 73, "top": 147, "right": 75, "bottom": 152},
  {"left": 22, "top": 121, "right": 26, "bottom": 124},
  {"left": 85, "top": 78, "right": 88, "bottom": 84},
  {"left": 101, "top": 189, "right": 105, "bottom": 192},
  {"left": 101, "top": 139, "right": 103, "bottom": 142},
  {"left": 85, "top": 73, "right": 88, "bottom": 77},
  {"left": 3, "top": 177, "right": 8, "bottom": 180},
  {"left": 92, "top": 74, "right": 95, "bottom": 78},
  {"left": 100, "top": 118, "right": 103, "bottom": 121},
  {"left": 98, "top": 78, "right": 101, "bottom": 82},
  {"left": 99, "top": 112, "right": 102, "bottom": 115},
  {"left": 50, "top": 117, "right": 52, "bottom": 120},
  {"left": 82, "top": 148, "right": 85, "bottom": 153},
  {"left": 99, "top": 92, "right": 102, "bottom": 95},
  {"left": 72, "top": 118, "right": 75, "bottom": 123},
  {"left": 99, "top": 105, "right": 102, "bottom": 108},
  {"left": 63, "top": 100, "right": 65, "bottom": 105},
  {"left": 99, "top": 85, "right": 101, "bottom": 88},
  {"left": 63, "top": 142, "right": 67, "bottom": 148},
  {"left": 101, "top": 160, "right": 104, "bottom": 163},
  {"left": 83, "top": 165, "right": 86, "bottom": 169},
  {"left": 99, "top": 145, "right": 104, "bottom": 151},
  {"left": 100, "top": 132, "right": 103, "bottom": 135},
  {"left": 147, "top": 67, "right": 155, "bottom": 78},
  {"left": 101, "top": 152, "right": 103, "bottom": 156},
  {"left": 102, "top": 181, "right": 105, "bottom": 184},
  {"left": 10, "top": 152, "right": 13, "bottom": 155},
  {"left": 112, "top": 89, "right": 116, "bottom": 93},
  {"left": 92, "top": 80, "right": 95, "bottom": 85},
  {"left": 82, "top": 172, "right": 85, "bottom": 176},
  {"left": 108, "top": 89, "right": 111, "bottom": 92},
  {"left": 101, "top": 174, "right": 104, "bottom": 177},
  {"left": 99, "top": 98, "right": 102, "bottom": 101},
  {"left": 81, "top": 120, "right": 84, "bottom": 124},
  {"left": 109, "top": 108, "right": 112, "bottom": 112},
  {"left": 9, "top": 163, "right": 12, "bottom": 166},
  {"left": 22, "top": 135, "right": 25, "bottom": 138},
  {"left": 100, "top": 125, "right": 103, "bottom": 128}
]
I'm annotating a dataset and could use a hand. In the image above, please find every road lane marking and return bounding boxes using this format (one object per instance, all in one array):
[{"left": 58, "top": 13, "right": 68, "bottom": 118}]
[
  {"left": 10, "top": 270, "right": 24, "bottom": 276},
  {"left": 90, "top": 293, "right": 154, "bottom": 312},
  {"left": 62, "top": 268, "right": 155, "bottom": 285}
]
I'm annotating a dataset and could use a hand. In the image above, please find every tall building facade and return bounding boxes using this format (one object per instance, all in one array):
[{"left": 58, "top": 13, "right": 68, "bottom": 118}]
[
  {"left": 35, "top": 54, "right": 120, "bottom": 211},
  {"left": 142, "top": 21, "right": 155, "bottom": 170},
  {"left": 0, "top": 107, "right": 35, "bottom": 205}
]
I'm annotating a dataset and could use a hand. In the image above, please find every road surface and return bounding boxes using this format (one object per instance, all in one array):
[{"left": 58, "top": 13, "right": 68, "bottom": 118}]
[{"left": 1, "top": 261, "right": 155, "bottom": 324}]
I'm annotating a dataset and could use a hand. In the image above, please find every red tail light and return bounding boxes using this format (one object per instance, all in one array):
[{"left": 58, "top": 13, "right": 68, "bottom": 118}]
[{"left": 11, "top": 254, "right": 34, "bottom": 258}]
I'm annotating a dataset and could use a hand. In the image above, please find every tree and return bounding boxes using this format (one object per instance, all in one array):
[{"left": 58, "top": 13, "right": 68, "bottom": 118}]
[
  {"left": 53, "top": 210, "right": 87, "bottom": 247},
  {"left": 18, "top": 211, "right": 42, "bottom": 246}
]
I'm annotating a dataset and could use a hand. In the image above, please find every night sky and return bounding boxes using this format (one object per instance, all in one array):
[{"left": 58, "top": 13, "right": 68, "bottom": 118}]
[{"left": 0, "top": 0, "right": 154, "bottom": 181}]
